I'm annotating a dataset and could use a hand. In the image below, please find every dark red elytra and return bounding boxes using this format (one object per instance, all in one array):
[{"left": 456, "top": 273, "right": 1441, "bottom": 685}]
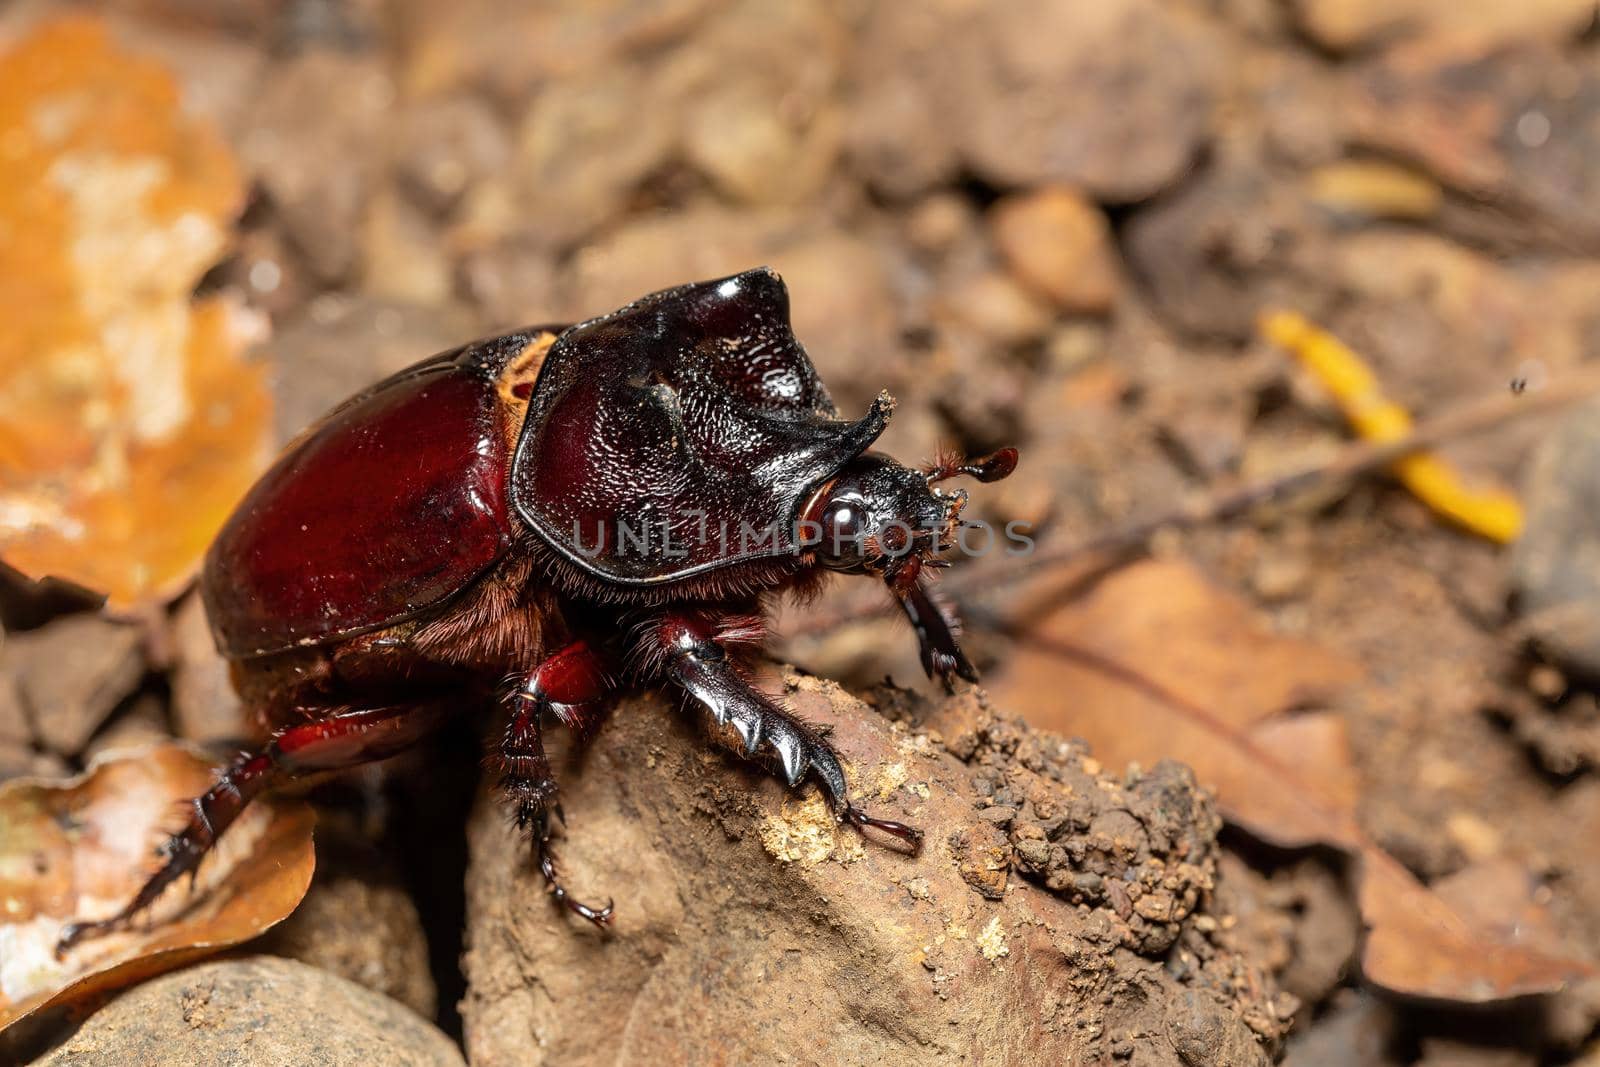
[{"left": 58, "top": 268, "right": 1016, "bottom": 953}]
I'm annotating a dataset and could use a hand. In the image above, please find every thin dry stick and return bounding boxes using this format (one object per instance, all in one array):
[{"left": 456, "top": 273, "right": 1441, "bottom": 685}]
[
  {"left": 790, "top": 370, "right": 1600, "bottom": 639},
  {"left": 946, "top": 369, "right": 1600, "bottom": 600}
]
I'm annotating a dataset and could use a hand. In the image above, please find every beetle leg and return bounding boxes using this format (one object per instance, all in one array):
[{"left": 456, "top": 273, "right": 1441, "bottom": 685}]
[
  {"left": 892, "top": 574, "right": 978, "bottom": 691},
  {"left": 56, "top": 701, "right": 451, "bottom": 957},
  {"left": 648, "top": 610, "right": 922, "bottom": 855},
  {"left": 503, "top": 642, "right": 614, "bottom": 928}
]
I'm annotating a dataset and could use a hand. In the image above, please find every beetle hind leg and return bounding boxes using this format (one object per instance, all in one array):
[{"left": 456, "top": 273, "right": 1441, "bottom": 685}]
[
  {"left": 56, "top": 700, "right": 452, "bottom": 958},
  {"left": 502, "top": 642, "right": 614, "bottom": 928},
  {"left": 648, "top": 610, "right": 923, "bottom": 855}
]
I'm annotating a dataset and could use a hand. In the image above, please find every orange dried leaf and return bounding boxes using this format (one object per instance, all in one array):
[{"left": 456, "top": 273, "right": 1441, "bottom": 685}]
[
  {"left": 0, "top": 16, "right": 271, "bottom": 612},
  {"left": 990, "top": 559, "right": 1591, "bottom": 1001},
  {"left": 0, "top": 743, "right": 315, "bottom": 1032}
]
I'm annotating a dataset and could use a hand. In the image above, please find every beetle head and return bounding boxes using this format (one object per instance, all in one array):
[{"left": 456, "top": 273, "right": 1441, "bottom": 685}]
[{"left": 802, "top": 445, "right": 1018, "bottom": 586}]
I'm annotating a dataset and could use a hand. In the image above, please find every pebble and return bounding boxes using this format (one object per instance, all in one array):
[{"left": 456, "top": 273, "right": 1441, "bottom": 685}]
[
  {"left": 35, "top": 956, "right": 464, "bottom": 1067},
  {"left": 991, "top": 187, "right": 1122, "bottom": 314}
]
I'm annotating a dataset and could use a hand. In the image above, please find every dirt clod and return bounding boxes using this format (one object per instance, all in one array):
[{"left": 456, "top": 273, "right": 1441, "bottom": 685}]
[{"left": 461, "top": 676, "right": 1290, "bottom": 1066}]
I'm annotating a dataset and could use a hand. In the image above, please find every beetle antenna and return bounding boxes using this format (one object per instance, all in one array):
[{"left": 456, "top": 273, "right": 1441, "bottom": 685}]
[{"left": 925, "top": 446, "right": 1019, "bottom": 485}]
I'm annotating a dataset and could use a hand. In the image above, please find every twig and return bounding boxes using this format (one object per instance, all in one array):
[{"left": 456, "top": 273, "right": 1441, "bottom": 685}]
[
  {"left": 790, "top": 370, "right": 1600, "bottom": 638},
  {"left": 945, "top": 368, "right": 1600, "bottom": 600},
  {"left": 947, "top": 369, "right": 1600, "bottom": 601}
]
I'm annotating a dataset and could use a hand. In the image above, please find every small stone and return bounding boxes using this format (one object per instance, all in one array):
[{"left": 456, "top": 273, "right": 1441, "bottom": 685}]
[
  {"left": 2, "top": 614, "right": 144, "bottom": 758},
  {"left": 682, "top": 85, "right": 839, "bottom": 206},
  {"left": 256, "top": 863, "right": 437, "bottom": 1018},
  {"left": 991, "top": 188, "right": 1121, "bottom": 314},
  {"left": 905, "top": 193, "right": 979, "bottom": 257},
  {"left": 36, "top": 956, "right": 464, "bottom": 1067},
  {"left": 84, "top": 693, "right": 169, "bottom": 762},
  {"left": 393, "top": 93, "right": 510, "bottom": 217},
  {"left": 511, "top": 64, "right": 677, "bottom": 248},
  {"left": 242, "top": 52, "right": 395, "bottom": 284},
  {"left": 1292, "top": 0, "right": 1594, "bottom": 51},
  {"left": 360, "top": 184, "right": 452, "bottom": 306},
  {"left": 938, "top": 271, "right": 1054, "bottom": 348},
  {"left": 848, "top": 0, "right": 1216, "bottom": 202},
  {"left": 978, "top": 805, "right": 1019, "bottom": 828},
  {"left": 170, "top": 591, "right": 246, "bottom": 745},
  {"left": 1445, "top": 812, "right": 1502, "bottom": 864},
  {"left": 1512, "top": 400, "right": 1600, "bottom": 678},
  {"left": 1251, "top": 546, "right": 1312, "bottom": 603}
]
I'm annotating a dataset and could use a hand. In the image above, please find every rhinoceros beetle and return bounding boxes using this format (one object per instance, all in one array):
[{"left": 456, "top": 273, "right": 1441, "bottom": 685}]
[{"left": 59, "top": 268, "right": 1016, "bottom": 948}]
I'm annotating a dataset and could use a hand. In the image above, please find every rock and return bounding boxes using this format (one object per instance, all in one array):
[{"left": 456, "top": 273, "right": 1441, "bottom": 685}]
[
  {"left": 509, "top": 64, "right": 678, "bottom": 249},
  {"left": 33, "top": 956, "right": 463, "bottom": 1067},
  {"left": 1291, "top": 0, "right": 1595, "bottom": 52},
  {"left": 255, "top": 852, "right": 437, "bottom": 1019},
  {"left": 392, "top": 0, "right": 715, "bottom": 105},
  {"left": 844, "top": 63, "right": 961, "bottom": 198},
  {"left": 83, "top": 692, "right": 169, "bottom": 762},
  {"left": 670, "top": 0, "right": 846, "bottom": 207},
  {"left": 850, "top": 0, "right": 1217, "bottom": 202},
  {"left": 904, "top": 193, "right": 980, "bottom": 258},
  {"left": 935, "top": 270, "right": 1054, "bottom": 348},
  {"left": 1281, "top": 991, "right": 1400, "bottom": 1067},
  {"left": 990, "top": 187, "right": 1122, "bottom": 315},
  {"left": 1, "top": 615, "right": 144, "bottom": 758},
  {"left": 456, "top": 236, "right": 563, "bottom": 332},
  {"left": 392, "top": 93, "right": 510, "bottom": 217},
  {"left": 1306, "top": 160, "right": 1442, "bottom": 222},
  {"left": 242, "top": 51, "right": 396, "bottom": 283},
  {"left": 360, "top": 184, "right": 452, "bottom": 306},
  {"left": 682, "top": 86, "right": 840, "bottom": 206},
  {"left": 1123, "top": 158, "right": 1330, "bottom": 340},
  {"left": 460, "top": 674, "right": 1289, "bottom": 1066},
  {"left": 1512, "top": 401, "right": 1600, "bottom": 678},
  {"left": 169, "top": 591, "right": 245, "bottom": 745},
  {"left": 1344, "top": 40, "right": 1600, "bottom": 249}
]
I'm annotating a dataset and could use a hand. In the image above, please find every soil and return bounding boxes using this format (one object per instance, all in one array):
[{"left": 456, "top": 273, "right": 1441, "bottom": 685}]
[{"left": 3, "top": 0, "right": 1600, "bottom": 1063}]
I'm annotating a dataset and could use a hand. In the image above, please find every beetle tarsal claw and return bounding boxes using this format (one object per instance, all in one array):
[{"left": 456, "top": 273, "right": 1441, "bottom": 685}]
[
  {"left": 537, "top": 830, "right": 614, "bottom": 930},
  {"left": 843, "top": 806, "right": 925, "bottom": 856}
]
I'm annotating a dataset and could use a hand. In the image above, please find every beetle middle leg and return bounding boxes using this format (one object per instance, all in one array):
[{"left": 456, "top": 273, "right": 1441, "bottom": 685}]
[
  {"left": 56, "top": 699, "right": 452, "bottom": 957},
  {"left": 503, "top": 641, "right": 614, "bottom": 927},
  {"left": 644, "top": 609, "right": 922, "bottom": 854}
]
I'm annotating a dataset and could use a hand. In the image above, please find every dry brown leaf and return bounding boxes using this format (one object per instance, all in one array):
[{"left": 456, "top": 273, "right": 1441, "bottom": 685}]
[
  {"left": 1001, "top": 558, "right": 1362, "bottom": 754},
  {"left": 989, "top": 558, "right": 1592, "bottom": 1002},
  {"left": 1359, "top": 853, "right": 1582, "bottom": 1002},
  {"left": 0, "top": 743, "right": 315, "bottom": 1032},
  {"left": 0, "top": 16, "right": 271, "bottom": 613}
]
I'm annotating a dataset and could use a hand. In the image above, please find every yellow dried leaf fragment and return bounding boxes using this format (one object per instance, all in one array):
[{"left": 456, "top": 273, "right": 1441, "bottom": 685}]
[
  {"left": 0, "top": 16, "right": 270, "bottom": 611},
  {"left": 1259, "top": 309, "right": 1522, "bottom": 543}
]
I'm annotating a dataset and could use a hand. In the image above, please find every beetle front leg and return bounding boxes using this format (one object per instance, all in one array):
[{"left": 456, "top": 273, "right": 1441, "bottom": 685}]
[
  {"left": 57, "top": 700, "right": 452, "bottom": 957},
  {"left": 647, "top": 610, "right": 922, "bottom": 854},
  {"left": 893, "top": 574, "right": 978, "bottom": 690},
  {"left": 503, "top": 641, "right": 614, "bottom": 927}
]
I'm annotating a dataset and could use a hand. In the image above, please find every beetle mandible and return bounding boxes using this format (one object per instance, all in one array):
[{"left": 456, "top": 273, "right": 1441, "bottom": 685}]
[{"left": 59, "top": 267, "right": 1017, "bottom": 948}]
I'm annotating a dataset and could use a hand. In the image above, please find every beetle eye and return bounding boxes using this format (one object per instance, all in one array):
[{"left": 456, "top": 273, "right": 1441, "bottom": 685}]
[{"left": 822, "top": 498, "right": 866, "bottom": 556}]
